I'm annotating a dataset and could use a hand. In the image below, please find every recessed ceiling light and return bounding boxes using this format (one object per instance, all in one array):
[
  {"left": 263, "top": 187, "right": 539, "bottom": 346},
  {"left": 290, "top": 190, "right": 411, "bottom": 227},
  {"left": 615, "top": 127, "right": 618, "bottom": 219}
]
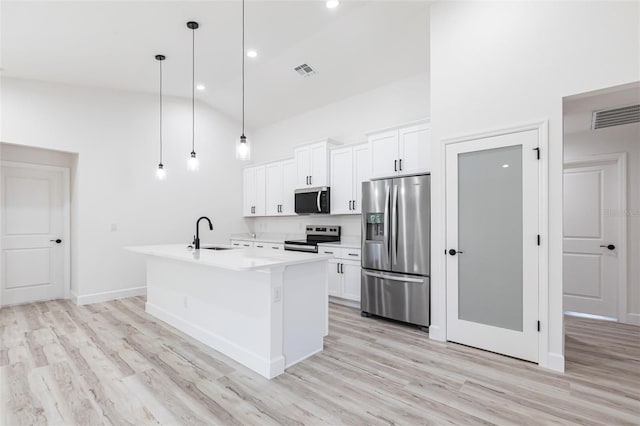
[
  {"left": 196, "top": 84, "right": 206, "bottom": 91},
  {"left": 502, "top": 164, "right": 510, "bottom": 168},
  {"left": 246, "top": 50, "right": 258, "bottom": 58},
  {"left": 326, "top": 0, "right": 339, "bottom": 9}
]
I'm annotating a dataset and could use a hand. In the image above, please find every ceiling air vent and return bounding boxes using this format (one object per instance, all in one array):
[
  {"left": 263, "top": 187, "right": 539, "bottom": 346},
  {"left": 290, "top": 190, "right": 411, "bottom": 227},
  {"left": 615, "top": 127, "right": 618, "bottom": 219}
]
[
  {"left": 591, "top": 104, "right": 640, "bottom": 130},
  {"left": 294, "top": 63, "right": 318, "bottom": 78}
]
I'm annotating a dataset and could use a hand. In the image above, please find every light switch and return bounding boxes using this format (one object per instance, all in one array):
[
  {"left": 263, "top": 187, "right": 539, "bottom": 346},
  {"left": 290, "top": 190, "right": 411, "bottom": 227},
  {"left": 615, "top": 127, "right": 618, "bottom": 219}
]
[
  {"left": 273, "top": 286, "right": 282, "bottom": 303},
  {"left": 110, "top": 224, "right": 118, "bottom": 232}
]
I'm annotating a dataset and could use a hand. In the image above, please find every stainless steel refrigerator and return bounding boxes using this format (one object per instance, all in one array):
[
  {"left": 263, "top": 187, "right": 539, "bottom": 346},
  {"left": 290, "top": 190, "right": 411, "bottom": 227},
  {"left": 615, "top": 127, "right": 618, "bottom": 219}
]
[{"left": 361, "top": 174, "right": 430, "bottom": 329}]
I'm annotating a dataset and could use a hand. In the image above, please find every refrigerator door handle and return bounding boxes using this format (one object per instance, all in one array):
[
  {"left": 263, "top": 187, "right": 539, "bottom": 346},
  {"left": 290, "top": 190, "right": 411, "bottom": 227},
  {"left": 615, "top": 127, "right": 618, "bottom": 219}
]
[
  {"left": 384, "top": 186, "right": 391, "bottom": 259},
  {"left": 363, "top": 270, "right": 425, "bottom": 284},
  {"left": 392, "top": 184, "right": 399, "bottom": 265}
]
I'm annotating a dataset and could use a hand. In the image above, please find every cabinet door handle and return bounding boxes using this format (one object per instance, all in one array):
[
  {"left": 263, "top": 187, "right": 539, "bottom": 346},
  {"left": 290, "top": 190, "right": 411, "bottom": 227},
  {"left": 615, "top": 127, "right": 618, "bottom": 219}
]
[
  {"left": 352, "top": 200, "right": 356, "bottom": 210},
  {"left": 336, "top": 263, "right": 340, "bottom": 273},
  {"left": 340, "top": 263, "right": 344, "bottom": 273},
  {"left": 349, "top": 200, "right": 352, "bottom": 210},
  {"left": 399, "top": 159, "right": 403, "bottom": 171},
  {"left": 309, "top": 175, "right": 312, "bottom": 185},
  {"left": 325, "top": 251, "right": 334, "bottom": 254},
  {"left": 347, "top": 253, "right": 358, "bottom": 257},
  {"left": 394, "top": 160, "right": 397, "bottom": 172}
]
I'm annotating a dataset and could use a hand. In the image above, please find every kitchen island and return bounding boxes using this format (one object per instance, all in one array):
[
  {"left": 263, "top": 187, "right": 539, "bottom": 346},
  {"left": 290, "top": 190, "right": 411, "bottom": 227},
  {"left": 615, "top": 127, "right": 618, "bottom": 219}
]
[{"left": 126, "top": 244, "right": 330, "bottom": 379}]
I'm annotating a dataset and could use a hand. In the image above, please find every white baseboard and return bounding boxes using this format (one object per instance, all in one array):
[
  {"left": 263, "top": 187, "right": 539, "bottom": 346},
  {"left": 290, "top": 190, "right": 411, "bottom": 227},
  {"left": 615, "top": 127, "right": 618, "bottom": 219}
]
[
  {"left": 544, "top": 352, "right": 565, "bottom": 373},
  {"left": 626, "top": 313, "right": 640, "bottom": 326},
  {"left": 146, "top": 302, "right": 284, "bottom": 379},
  {"left": 427, "top": 324, "right": 446, "bottom": 342},
  {"left": 73, "top": 286, "right": 147, "bottom": 305}
]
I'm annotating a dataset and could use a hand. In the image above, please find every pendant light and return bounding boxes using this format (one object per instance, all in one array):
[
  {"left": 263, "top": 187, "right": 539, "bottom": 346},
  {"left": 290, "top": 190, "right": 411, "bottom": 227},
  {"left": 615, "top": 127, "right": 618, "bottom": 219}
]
[
  {"left": 155, "top": 54, "right": 167, "bottom": 180},
  {"left": 236, "top": 0, "right": 250, "bottom": 161},
  {"left": 187, "top": 21, "right": 200, "bottom": 171}
]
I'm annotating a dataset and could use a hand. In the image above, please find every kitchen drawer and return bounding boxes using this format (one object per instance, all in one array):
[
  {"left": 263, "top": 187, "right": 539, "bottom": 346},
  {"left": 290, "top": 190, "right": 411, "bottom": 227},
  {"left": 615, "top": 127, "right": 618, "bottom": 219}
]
[
  {"left": 341, "top": 248, "right": 361, "bottom": 261},
  {"left": 319, "top": 247, "right": 339, "bottom": 257},
  {"left": 319, "top": 246, "right": 361, "bottom": 261},
  {"left": 256, "top": 242, "right": 284, "bottom": 251},
  {"left": 230, "top": 239, "right": 254, "bottom": 248}
]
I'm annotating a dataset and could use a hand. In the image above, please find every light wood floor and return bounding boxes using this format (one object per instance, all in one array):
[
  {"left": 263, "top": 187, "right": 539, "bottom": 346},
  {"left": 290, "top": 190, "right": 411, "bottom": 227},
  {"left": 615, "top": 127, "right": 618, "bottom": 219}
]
[{"left": 1, "top": 297, "right": 639, "bottom": 425}]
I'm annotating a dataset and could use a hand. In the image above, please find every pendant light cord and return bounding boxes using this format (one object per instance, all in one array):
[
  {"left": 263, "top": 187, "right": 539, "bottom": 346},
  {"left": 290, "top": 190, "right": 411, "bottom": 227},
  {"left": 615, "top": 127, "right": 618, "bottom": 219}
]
[
  {"left": 242, "top": 0, "right": 245, "bottom": 137},
  {"left": 159, "top": 58, "right": 163, "bottom": 164},
  {"left": 192, "top": 26, "right": 196, "bottom": 153}
]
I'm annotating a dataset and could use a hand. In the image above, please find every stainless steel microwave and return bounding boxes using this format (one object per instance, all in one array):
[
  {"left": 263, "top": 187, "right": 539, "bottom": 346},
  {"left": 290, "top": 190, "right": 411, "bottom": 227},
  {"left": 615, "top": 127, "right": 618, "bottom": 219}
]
[{"left": 295, "top": 187, "right": 330, "bottom": 214}]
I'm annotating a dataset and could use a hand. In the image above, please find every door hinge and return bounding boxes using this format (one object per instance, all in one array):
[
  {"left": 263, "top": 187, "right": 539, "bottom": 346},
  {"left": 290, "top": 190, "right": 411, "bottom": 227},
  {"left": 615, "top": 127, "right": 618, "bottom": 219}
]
[
  {"left": 537, "top": 321, "right": 541, "bottom": 332},
  {"left": 537, "top": 234, "right": 541, "bottom": 246},
  {"left": 533, "top": 147, "right": 540, "bottom": 160}
]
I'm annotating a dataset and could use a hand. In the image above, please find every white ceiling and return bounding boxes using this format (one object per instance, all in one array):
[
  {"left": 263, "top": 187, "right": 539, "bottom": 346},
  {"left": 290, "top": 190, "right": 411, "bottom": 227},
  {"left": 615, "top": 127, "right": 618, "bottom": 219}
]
[
  {"left": 1, "top": 1, "right": 430, "bottom": 128},
  {"left": 564, "top": 83, "right": 640, "bottom": 135}
]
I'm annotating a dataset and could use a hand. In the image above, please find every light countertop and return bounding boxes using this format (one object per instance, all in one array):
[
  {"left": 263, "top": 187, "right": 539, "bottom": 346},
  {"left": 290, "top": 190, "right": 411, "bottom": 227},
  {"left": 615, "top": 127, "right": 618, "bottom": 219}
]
[{"left": 126, "top": 244, "right": 331, "bottom": 272}]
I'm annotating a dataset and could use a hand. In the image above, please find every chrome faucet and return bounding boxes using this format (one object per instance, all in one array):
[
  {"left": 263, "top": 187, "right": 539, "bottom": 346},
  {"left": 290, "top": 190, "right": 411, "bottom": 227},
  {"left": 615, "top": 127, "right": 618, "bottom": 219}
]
[{"left": 193, "top": 216, "right": 213, "bottom": 250}]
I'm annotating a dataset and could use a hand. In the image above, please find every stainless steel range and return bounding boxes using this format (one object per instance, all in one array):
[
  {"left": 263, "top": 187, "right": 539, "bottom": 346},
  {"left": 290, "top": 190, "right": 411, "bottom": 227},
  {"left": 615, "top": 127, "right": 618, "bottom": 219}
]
[{"left": 284, "top": 226, "right": 341, "bottom": 253}]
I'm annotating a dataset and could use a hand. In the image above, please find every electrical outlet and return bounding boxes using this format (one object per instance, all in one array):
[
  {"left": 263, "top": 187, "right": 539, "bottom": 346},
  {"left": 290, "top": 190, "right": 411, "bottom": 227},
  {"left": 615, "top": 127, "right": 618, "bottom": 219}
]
[
  {"left": 183, "top": 296, "right": 188, "bottom": 309},
  {"left": 110, "top": 223, "right": 118, "bottom": 232},
  {"left": 273, "top": 287, "right": 282, "bottom": 303}
]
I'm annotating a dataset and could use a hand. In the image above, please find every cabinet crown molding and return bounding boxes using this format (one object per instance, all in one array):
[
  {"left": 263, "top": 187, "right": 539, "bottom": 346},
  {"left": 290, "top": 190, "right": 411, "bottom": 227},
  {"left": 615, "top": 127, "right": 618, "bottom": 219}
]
[{"left": 365, "top": 118, "right": 431, "bottom": 136}]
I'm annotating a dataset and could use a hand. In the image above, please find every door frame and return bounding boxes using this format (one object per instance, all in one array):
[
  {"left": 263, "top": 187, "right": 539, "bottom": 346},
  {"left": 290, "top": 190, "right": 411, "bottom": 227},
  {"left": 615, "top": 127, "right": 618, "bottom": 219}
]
[
  {"left": 563, "top": 152, "right": 628, "bottom": 323},
  {"left": 439, "top": 120, "right": 549, "bottom": 367},
  {"left": 0, "top": 160, "right": 71, "bottom": 306}
]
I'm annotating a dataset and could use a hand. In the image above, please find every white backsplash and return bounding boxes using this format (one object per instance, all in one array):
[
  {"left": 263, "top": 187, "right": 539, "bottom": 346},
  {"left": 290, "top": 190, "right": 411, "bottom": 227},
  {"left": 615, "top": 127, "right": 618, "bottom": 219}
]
[{"left": 246, "top": 215, "right": 362, "bottom": 239}]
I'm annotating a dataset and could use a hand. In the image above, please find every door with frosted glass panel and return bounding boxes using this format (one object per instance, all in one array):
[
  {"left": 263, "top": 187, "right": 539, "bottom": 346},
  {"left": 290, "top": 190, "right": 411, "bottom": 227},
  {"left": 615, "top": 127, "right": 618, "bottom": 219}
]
[{"left": 445, "top": 129, "right": 539, "bottom": 363}]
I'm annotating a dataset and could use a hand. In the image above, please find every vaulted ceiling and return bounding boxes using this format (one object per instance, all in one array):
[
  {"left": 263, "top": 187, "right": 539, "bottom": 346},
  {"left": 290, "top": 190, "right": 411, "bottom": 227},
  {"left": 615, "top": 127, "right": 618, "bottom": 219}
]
[{"left": 1, "top": 1, "right": 430, "bottom": 128}]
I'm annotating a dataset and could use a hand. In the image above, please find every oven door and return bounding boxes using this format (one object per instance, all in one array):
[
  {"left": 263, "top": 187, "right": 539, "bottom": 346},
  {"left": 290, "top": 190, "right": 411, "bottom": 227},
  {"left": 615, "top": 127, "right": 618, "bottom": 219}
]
[{"left": 295, "top": 188, "right": 330, "bottom": 214}]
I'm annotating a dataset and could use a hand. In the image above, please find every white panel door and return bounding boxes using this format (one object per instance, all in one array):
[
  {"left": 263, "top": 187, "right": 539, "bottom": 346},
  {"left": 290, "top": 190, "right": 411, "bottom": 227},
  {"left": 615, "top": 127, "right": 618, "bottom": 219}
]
[
  {"left": 342, "top": 262, "right": 361, "bottom": 302},
  {"left": 327, "top": 260, "right": 342, "bottom": 297},
  {"left": 399, "top": 123, "right": 430, "bottom": 175},
  {"left": 253, "top": 166, "right": 266, "bottom": 216},
  {"left": 243, "top": 167, "right": 255, "bottom": 217},
  {"left": 281, "top": 160, "right": 296, "bottom": 215},
  {"left": 265, "top": 162, "right": 283, "bottom": 216},
  {"left": 295, "top": 146, "right": 311, "bottom": 188},
  {"left": 353, "top": 144, "right": 370, "bottom": 214},
  {"left": 1, "top": 164, "right": 67, "bottom": 305},
  {"left": 446, "top": 129, "right": 540, "bottom": 363},
  {"left": 310, "top": 142, "right": 328, "bottom": 187},
  {"left": 369, "top": 130, "right": 399, "bottom": 179},
  {"left": 563, "top": 159, "right": 621, "bottom": 319},
  {"left": 330, "top": 147, "right": 353, "bottom": 215}
]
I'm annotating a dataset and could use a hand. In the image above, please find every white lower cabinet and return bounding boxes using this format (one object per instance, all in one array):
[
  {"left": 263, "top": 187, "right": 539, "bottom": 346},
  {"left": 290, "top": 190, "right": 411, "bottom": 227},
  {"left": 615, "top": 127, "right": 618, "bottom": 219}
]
[{"left": 320, "top": 246, "right": 361, "bottom": 303}]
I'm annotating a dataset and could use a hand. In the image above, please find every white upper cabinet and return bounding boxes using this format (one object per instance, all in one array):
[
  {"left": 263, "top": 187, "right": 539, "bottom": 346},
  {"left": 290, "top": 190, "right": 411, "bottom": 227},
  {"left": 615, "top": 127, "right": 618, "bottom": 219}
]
[
  {"left": 295, "top": 140, "right": 337, "bottom": 188},
  {"left": 243, "top": 165, "right": 266, "bottom": 217},
  {"left": 368, "top": 120, "right": 430, "bottom": 179},
  {"left": 330, "top": 143, "right": 370, "bottom": 215},
  {"left": 265, "top": 159, "right": 296, "bottom": 216}
]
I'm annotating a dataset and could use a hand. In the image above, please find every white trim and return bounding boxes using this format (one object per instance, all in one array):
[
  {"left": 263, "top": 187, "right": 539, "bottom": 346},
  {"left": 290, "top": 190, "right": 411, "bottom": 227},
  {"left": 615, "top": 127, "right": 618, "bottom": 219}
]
[
  {"left": 365, "top": 118, "right": 430, "bottom": 136},
  {"left": 564, "top": 311, "right": 618, "bottom": 322},
  {"left": 626, "top": 313, "right": 640, "bottom": 326},
  {"left": 0, "top": 160, "right": 71, "bottom": 307},
  {"left": 563, "top": 152, "right": 628, "bottom": 325},
  {"left": 329, "top": 297, "right": 360, "bottom": 309},
  {"left": 439, "top": 120, "right": 552, "bottom": 369},
  {"left": 73, "top": 286, "right": 147, "bottom": 305}
]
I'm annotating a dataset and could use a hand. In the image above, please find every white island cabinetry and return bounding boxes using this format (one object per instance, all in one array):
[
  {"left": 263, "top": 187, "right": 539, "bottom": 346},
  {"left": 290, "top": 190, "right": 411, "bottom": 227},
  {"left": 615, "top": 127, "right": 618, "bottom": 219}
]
[{"left": 126, "top": 245, "right": 330, "bottom": 379}]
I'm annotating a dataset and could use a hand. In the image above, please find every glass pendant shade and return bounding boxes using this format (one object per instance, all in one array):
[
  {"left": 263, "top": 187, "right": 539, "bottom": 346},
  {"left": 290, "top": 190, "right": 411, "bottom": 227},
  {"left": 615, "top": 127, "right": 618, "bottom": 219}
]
[
  {"left": 187, "top": 151, "right": 199, "bottom": 171},
  {"left": 156, "top": 163, "right": 167, "bottom": 180},
  {"left": 236, "top": 135, "right": 251, "bottom": 161}
]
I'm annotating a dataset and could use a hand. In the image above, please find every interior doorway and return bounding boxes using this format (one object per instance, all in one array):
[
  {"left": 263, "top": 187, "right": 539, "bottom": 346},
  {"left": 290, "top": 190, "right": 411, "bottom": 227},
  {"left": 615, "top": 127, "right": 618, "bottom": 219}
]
[
  {"left": 0, "top": 143, "right": 76, "bottom": 306},
  {"left": 562, "top": 82, "right": 640, "bottom": 325}
]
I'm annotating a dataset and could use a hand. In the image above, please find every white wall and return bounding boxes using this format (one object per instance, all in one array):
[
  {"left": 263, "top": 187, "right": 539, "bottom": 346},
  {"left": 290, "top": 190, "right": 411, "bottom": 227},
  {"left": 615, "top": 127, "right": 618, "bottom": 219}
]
[
  {"left": 249, "top": 72, "right": 429, "bottom": 238},
  {"left": 430, "top": 1, "right": 640, "bottom": 370},
  {"left": 564, "top": 123, "right": 640, "bottom": 323},
  {"left": 1, "top": 78, "right": 249, "bottom": 302}
]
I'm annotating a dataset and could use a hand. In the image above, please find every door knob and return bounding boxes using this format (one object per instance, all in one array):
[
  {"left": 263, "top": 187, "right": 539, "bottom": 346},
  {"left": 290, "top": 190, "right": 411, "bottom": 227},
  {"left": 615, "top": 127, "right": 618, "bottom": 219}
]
[
  {"left": 50, "top": 239, "right": 62, "bottom": 244},
  {"left": 448, "top": 249, "right": 463, "bottom": 256},
  {"left": 600, "top": 244, "right": 616, "bottom": 250}
]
